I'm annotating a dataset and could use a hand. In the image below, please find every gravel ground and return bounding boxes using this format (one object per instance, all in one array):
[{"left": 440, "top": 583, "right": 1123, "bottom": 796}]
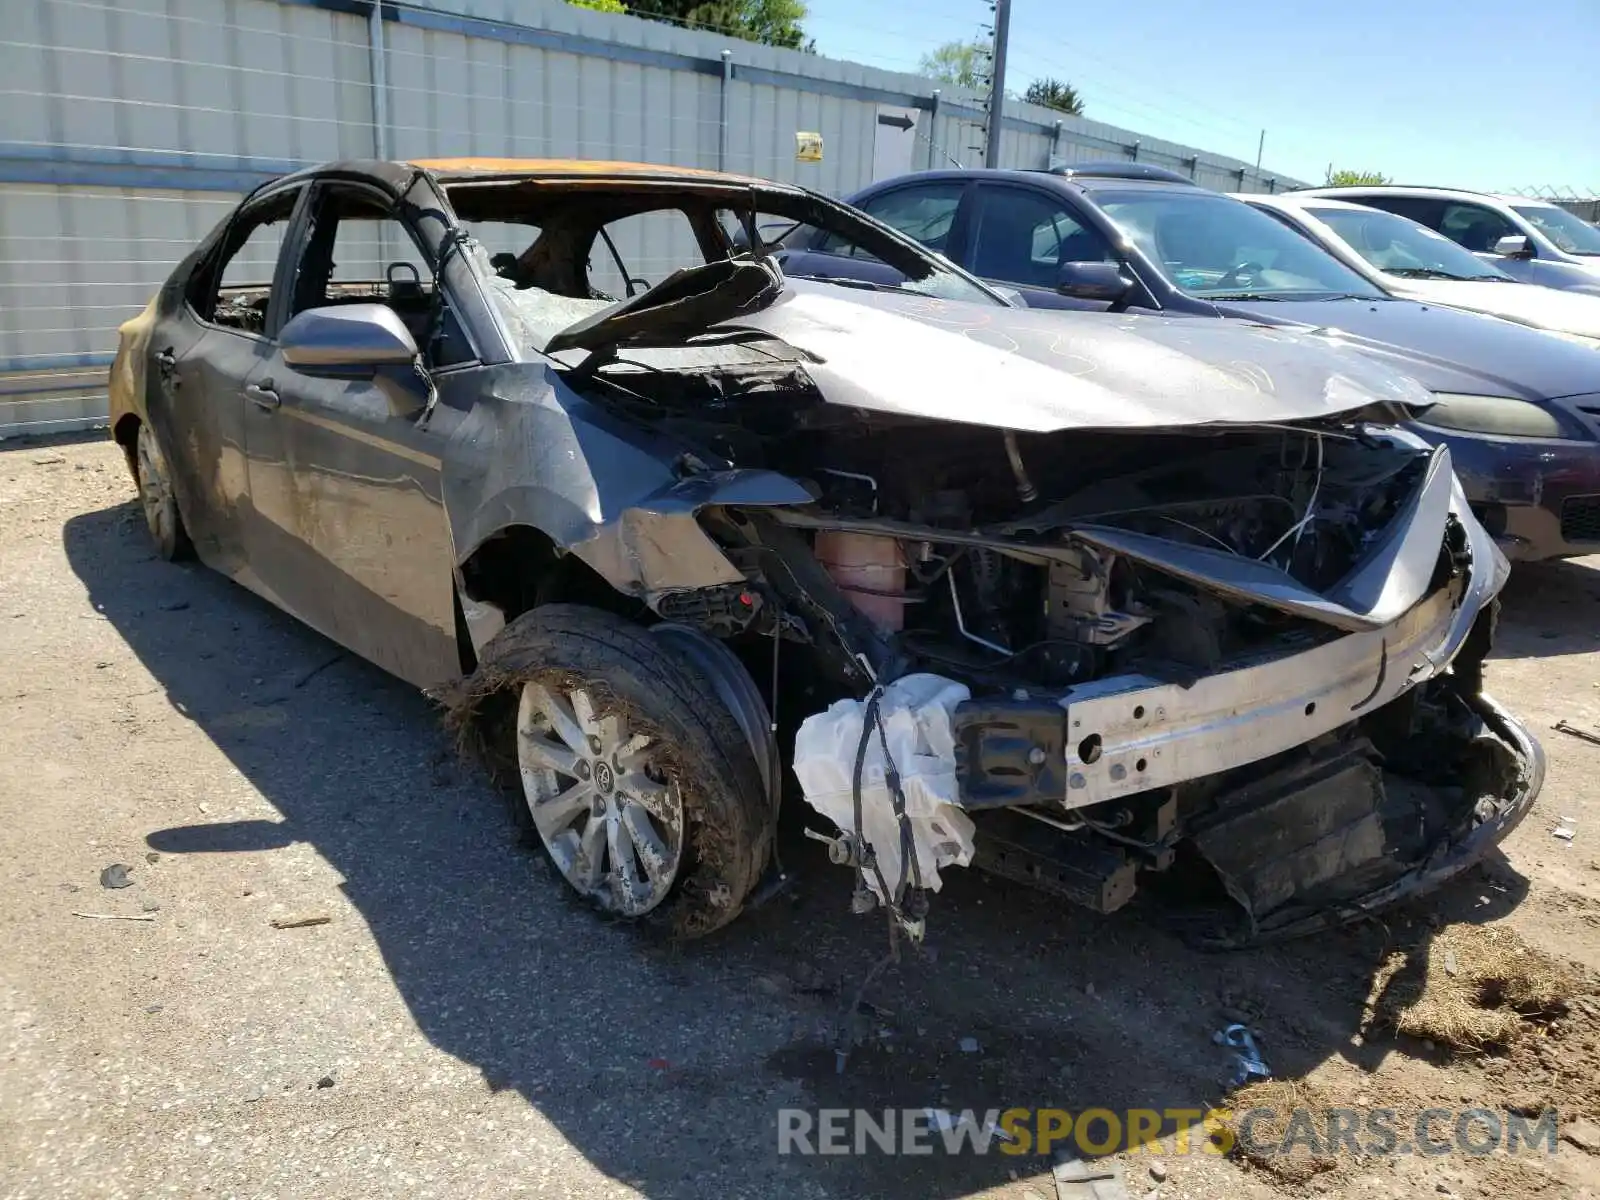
[{"left": 3, "top": 436, "right": 1600, "bottom": 1200}]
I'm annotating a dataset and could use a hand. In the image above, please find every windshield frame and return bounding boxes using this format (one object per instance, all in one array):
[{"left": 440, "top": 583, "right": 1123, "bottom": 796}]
[
  {"left": 1092, "top": 188, "right": 1388, "bottom": 302},
  {"left": 1511, "top": 204, "right": 1600, "bottom": 256},
  {"left": 442, "top": 174, "right": 1011, "bottom": 361},
  {"left": 1306, "top": 204, "right": 1513, "bottom": 282}
]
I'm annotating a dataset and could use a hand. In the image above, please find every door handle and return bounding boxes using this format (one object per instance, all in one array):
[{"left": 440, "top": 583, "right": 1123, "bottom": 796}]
[{"left": 245, "top": 382, "right": 280, "bottom": 410}]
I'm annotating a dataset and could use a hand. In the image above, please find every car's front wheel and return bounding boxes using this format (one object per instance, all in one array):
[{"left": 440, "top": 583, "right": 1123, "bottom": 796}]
[
  {"left": 453, "top": 604, "right": 773, "bottom": 936},
  {"left": 134, "top": 422, "right": 191, "bottom": 561}
]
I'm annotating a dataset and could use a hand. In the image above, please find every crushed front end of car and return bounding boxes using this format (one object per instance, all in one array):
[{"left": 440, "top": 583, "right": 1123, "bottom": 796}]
[{"left": 454, "top": 190, "right": 1542, "bottom": 945}]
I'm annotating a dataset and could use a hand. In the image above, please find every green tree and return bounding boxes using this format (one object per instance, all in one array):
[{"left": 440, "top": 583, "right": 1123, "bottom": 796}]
[
  {"left": 620, "top": 0, "right": 812, "bottom": 50},
  {"left": 1024, "top": 77, "right": 1084, "bottom": 116},
  {"left": 1325, "top": 168, "right": 1391, "bottom": 187},
  {"left": 567, "top": 0, "right": 628, "bottom": 10},
  {"left": 918, "top": 39, "right": 989, "bottom": 89}
]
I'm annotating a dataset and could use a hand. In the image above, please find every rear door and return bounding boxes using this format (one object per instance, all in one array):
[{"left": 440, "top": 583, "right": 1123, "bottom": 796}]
[
  {"left": 964, "top": 182, "right": 1121, "bottom": 310},
  {"left": 241, "top": 178, "right": 464, "bottom": 688},
  {"left": 152, "top": 185, "right": 304, "bottom": 577}
]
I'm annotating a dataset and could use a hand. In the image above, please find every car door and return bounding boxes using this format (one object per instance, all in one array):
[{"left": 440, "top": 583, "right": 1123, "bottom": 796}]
[
  {"left": 148, "top": 185, "right": 304, "bottom": 577},
  {"left": 964, "top": 182, "right": 1122, "bottom": 310},
  {"left": 240, "top": 177, "right": 463, "bottom": 688},
  {"left": 781, "top": 181, "right": 972, "bottom": 288},
  {"left": 1436, "top": 200, "right": 1536, "bottom": 277}
]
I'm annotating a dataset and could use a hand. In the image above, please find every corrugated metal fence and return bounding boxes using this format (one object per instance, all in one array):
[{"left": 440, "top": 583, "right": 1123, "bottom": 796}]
[{"left": 0, "top": 0, "right": 1307, "bottom": 437}]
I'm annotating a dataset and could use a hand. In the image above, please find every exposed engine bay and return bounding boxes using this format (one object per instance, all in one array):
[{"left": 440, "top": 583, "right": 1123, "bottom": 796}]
[{"left": 570, "top": 334, "right": 1539, "bottom": 946}]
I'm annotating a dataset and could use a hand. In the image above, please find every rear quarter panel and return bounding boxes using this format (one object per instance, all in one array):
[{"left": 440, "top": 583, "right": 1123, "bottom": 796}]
[{"left": 108, "top": 295, "right": 159, "bottom": 478}]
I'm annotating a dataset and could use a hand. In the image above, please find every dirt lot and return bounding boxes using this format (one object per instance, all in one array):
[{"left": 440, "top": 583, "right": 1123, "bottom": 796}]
[{"left": 3, "top": 435, "right": 1600, "bottom": 1200}]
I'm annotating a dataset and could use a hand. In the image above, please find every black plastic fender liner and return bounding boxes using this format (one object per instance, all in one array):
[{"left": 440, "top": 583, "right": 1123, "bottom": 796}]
[{"left": 1189, "top": 691, "right": 1543, "bottom": 949}]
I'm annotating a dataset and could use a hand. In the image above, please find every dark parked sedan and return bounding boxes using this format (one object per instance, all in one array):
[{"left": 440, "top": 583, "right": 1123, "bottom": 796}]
[
  {"left": 781, "top": 164, "right": 1600, "bottom": 560},
  {"left": 110, "top": 158, "right": 1538, "bottom": 947}
]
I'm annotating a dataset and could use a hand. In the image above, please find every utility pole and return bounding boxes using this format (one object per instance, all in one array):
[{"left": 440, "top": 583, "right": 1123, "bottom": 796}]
[
  {"left": 1255, "top": 129, "right": 1265, "bottom": 170},
  {"left": 984, "top": 0, "right": 1011, "bottom": 169}
]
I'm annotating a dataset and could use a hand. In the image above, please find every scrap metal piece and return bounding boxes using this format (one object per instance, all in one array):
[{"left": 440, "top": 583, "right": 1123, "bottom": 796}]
[{"left": 1554, "top": 719, "right": 1600, "bottom": 746}]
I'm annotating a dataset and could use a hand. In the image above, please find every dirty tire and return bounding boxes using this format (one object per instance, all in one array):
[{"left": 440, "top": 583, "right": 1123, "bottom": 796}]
[
  {"left": 442, "top": 604, "right": 773, "bottom": 938},
  {"left": 134, "top": 422, "right": 192, "bottom": 561}
]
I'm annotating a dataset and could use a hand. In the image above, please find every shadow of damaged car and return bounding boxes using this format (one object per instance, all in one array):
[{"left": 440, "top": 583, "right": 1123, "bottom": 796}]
[{"left": 109, "top": 158, "right": 1542, "bottom": 949}]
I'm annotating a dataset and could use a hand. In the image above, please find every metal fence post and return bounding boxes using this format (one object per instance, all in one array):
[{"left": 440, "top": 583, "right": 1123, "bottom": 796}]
[
  {"left": 718, "top": 49, "right": 732, "bottom": 171},
  {"left": 927, "top": 90, "right": 941, "bottom": 170},
  {"left": 1050, "top": 119, "right": 1062, "bottom": 169},
  {"left": 368, "top": 0, "right": 389, "bottom": 160}
]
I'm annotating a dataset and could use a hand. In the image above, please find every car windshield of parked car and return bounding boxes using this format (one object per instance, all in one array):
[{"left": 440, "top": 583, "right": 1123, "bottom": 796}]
[
  {"left": 1097, "top": 190, "right": 1387, "bottom": 300},
  {"left": 1308, "top": 206, "right": 1512, "bottom": 281},
  {"left": 1511, "top": 205, "right": 1600, "bottom": 256}
]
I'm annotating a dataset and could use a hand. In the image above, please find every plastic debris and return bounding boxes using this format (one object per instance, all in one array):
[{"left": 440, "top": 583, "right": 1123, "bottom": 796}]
[
  {"left": 1213, "top": 1023, "right": 1270, "bottom": 1087},
  {"left": 925, "top": 1108, "right": 1013, "bottom": 1142},
  {"left": 99, "top": 863, "right": 133, "bottom": 889},
  {"left": 792, "top": 674, "right": 977, "bottom": 902},
  {"left": 1553, "top": 817, "right": 1577, "bottom": 842},
  {"left": 958, "top": 1036, "right": 981, "bottom": 1054}
]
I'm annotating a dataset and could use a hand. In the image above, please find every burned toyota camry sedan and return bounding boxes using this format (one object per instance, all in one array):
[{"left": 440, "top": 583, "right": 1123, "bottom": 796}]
[{"left": 110, "top": 159, "right": 1541, "bottom": 946}]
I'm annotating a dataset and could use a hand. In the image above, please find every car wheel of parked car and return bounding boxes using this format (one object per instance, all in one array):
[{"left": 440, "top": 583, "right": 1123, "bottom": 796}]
[
  {"left": 467, "top": 604, "right": 773, "bottom": 936},
  {"left": 135, "top": 422, "right": 192, "bottom": 561}
]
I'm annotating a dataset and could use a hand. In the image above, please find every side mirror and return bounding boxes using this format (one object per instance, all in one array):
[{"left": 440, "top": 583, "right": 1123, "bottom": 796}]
[
  {"left": 279, "top": 304, "right": 419, "bottom": 376},
  {"left": 1057, "top": 260, "right": 1136, "bottom": 302},
  {"left": 1492, "top": 234, "right": 1533, "bottom": 259}
]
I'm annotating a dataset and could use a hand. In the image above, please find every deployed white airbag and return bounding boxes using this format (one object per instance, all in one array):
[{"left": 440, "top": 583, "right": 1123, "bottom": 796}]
[{"left": 792, "top": 674, "right": 977, "bottom": 901}]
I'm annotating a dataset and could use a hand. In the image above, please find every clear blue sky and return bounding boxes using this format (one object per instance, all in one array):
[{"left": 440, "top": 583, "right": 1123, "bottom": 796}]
[{"left": 800, "top": 0, "right": 1600, "bottom": 191}]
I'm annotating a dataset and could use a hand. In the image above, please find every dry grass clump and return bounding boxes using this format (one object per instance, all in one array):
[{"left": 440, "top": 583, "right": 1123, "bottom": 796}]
[
  {"left": 1228, "top": 1078, "right": 1341, "bottom": 1184},
  {"left": 1371, "top": 923, "right": 1577, "bottom": 1051}
]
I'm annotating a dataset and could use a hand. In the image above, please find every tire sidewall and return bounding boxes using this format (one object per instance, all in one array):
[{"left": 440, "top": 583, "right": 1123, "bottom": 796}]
[
  {"left": 135, "top": 423, "right": 190, "bottom": 561},
  {"left": 449, "top": 604, "right": 772, "bottom": 938}
]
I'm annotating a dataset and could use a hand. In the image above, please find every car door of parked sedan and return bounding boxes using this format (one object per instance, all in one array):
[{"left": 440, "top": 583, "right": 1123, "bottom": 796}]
[
  {"left": 962, "top": 182, "right": 1123, "bottom": 310},
  {"left": 240, "top": 178, "right": 462, "bottom": 689}
]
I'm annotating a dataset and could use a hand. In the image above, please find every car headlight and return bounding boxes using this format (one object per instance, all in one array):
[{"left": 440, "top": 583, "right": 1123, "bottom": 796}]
[{"left": 1414, "top": 393, "right": 1567, "bottom": 438}]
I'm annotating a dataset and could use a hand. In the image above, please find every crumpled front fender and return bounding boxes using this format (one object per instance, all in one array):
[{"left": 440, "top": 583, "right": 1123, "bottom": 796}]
[{"left": 441, "top": 364, "right": 809, "bottom": 599}]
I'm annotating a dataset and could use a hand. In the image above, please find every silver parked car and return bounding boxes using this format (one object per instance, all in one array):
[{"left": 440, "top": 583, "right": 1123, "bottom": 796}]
[
  {"left": 1295, "top": 185, "right": 1600, "bottom": 294},
  {"left": 1241, "top": 193, "right": 1600, "bottom": 347}
]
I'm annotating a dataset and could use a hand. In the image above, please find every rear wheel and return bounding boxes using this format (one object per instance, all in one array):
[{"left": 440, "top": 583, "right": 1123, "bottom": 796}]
[
  {"left": 453, "top": 604, "right": 772, "bottom": 936},
  {"left": 134, "top": 422, "right": 191, "bottom": 561}
]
